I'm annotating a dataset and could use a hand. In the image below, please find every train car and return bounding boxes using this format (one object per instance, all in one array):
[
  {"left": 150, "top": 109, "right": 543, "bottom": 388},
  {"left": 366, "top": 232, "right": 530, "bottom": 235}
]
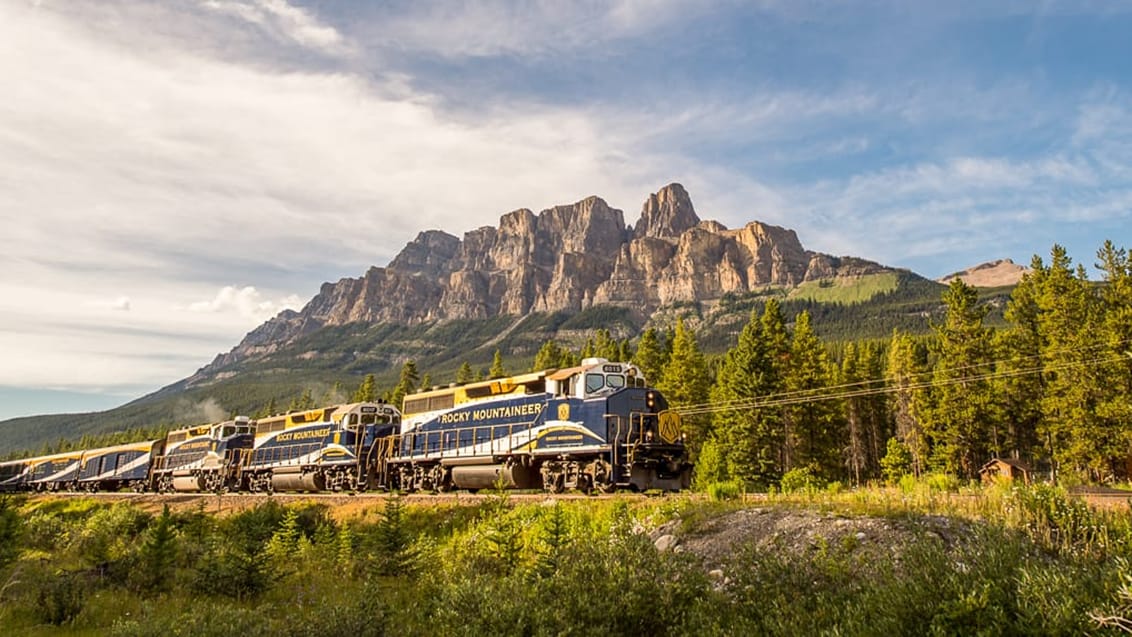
[
  {"left": 151, "top": 417, "right": 254, "bottom": 493},
  {"left": 24, "top": 450, "right": 85, "bottom": 491},
  {"left": 391, "top": 358, "right": 692, "bottom": 493},
  {"left": 243, "top": 402, "right": 400, "bottom": 493},
  {"left": 0, "top": 459, "right": 30, "bottom": 492},
  {"left": 75, "top": 440, "right": 159, "bottom": 492}
]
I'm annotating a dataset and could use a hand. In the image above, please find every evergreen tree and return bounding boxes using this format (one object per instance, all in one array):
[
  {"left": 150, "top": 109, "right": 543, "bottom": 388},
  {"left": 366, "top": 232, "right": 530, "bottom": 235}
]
[
  {"left": 1037, "top": 245, "right": 1109, "bottom": 480},
  {"left": 657, "top": 319, "right": 711, "bottom": 447},
  {"left": 532, "top": 340, "right": 566, "bottom": 371},
  {"left": 420, "top": 373, "right": 432, "bottom": 391},
  {"left": 710, "top": 310, "right": 783, "bottom": 486},
  {"left": 390, "top": 361, "right": 420, "bottom": 409},
  {"left": 922, "top": 279, "right": 1000, "bottom": 477},
  {"left": 456, "top": 361, "right": 474, "bottom": 384},
  {"left": 0, "top": 496, "right": 23, "bottom": 568},
  {"left": 352, "top": 374, "right": 377, "bottom": 403},
  {"left": 558, "top": 348, "right": 579, "bottom": 368},
  {"left": 783, "top": 311, "right": 843, "bottom": 479},
  {"left": 887, "top": 330, "right": 929, "bottom": 476},
  {"left": 1096, "top": 241, "right": 1132, "bottom": 472},
  {"left": 841, "top": 342, "right": 869, "bottom": 485},
  {"left": 632, "top": 327, "right": 668, "bottom": 386},
  {"left": 373, "top": 496, "right": 413, "bottom": 576},
  {"left": 288, "top": 389, "right": 315, "bottom": 411},
  {"left": 580, "top": 338, "right": 596, "bottom": 359},
  {"left": 617, "top": 339, "right": 631, "bottom": 363},
  {"left": 593, "top": 329, "right": 619, "bottom": 360},
  {"left": 998, "top": 258, "right": 1048, "bottom": 460},
  {"left": 489, "top": 349, "right": 506, "bottom": 379},
  {"left": 760, "top": 299, "right": 792, "bottom": 470}
]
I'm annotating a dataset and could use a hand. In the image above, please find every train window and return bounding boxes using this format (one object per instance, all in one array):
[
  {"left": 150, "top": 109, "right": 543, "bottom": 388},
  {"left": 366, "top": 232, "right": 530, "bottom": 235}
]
[
  {"left": 220, "top": 425, "right": 235, "bottom": 438},
  {"left": 585, "top": 373, "right": 604, "bottom": 393},
  {"left": 606, "top": 375, "right": 625, "bottom": 389}
]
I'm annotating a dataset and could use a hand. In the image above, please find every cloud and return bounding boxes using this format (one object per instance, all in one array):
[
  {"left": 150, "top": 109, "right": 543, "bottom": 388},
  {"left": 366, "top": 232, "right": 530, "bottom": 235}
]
[
  {"left": 186, "top": 286, "right": 303, "bottom": 320},
  {"left": 200, "top": 0, "right": 352, "bottom": 56},
  {"left": 86, "top": 296, "right": 132, "bottom": 311},
  {"left": 356, "top": 0, "right": 705, "bottom": 59}
]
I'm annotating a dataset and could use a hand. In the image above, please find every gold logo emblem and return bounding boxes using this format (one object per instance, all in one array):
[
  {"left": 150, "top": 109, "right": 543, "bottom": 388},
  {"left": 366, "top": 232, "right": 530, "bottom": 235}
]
[
  {"left": 658, "top": 411, "right": 681, "bottom": 443},
  {"left": 557, "top": 403, "right": 571, "bottom": 421}
]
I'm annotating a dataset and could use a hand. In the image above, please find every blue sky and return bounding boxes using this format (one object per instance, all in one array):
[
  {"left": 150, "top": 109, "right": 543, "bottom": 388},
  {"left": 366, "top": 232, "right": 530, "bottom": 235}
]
[{"left": 1, "top": 0, "right": 1130, "bottom": 422}]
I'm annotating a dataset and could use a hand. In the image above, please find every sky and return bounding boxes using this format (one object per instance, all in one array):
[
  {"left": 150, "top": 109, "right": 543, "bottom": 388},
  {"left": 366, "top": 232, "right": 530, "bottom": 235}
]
[{"left": 1, "top": 0, "right": 1131, "bottom": 421}]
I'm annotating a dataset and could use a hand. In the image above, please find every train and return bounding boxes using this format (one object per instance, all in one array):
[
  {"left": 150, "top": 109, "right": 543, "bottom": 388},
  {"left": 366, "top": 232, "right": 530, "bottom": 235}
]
[{"left": 0, "top": 358, "right": 692, "bottom": 495}]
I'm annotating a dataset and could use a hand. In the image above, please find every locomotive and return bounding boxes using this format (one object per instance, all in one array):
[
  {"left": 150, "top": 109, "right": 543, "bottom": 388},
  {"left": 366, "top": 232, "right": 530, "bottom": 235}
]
[
  {"left": 0, "top": 359, "right": 691, "bottom": 494},
  {"left": 393, "top": 358, "right": 691, "bottom": 493}
]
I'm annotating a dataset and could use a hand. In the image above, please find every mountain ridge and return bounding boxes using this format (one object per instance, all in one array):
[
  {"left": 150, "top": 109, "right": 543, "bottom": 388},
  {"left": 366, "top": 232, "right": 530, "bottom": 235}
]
[{"left": 199, "top": 183, "right": 895, "bottom": 382}]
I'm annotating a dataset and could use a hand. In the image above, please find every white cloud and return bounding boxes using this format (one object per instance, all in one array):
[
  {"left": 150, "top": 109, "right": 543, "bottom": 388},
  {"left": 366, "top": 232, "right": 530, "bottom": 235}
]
[
  {"left": 200, "top": 0, "right": 351, "bottom": 56},
  {"left": 86, "top": 296, "right": 132, "bottom": 311},
  {"left": 186, "top": 286, "right": 303, "bottom": 320}
]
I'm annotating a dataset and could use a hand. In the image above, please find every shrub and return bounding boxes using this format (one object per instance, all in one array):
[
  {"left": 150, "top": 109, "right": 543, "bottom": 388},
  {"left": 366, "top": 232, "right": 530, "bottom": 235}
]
[
  {"left": 35, "top": 570, "right": 88, "bottom": 626},
  {"left": 706, "top": 480, "right": 743, "bottom": 501},
  {"left": 779, "top": 465, "right": 826, "bottom": 494}
]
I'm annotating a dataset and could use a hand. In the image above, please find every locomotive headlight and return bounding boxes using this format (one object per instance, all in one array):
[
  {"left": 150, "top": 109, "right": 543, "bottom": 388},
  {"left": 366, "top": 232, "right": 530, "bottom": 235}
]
[{"left": 646, "top": 391, "right": 655, "bottom": 409}]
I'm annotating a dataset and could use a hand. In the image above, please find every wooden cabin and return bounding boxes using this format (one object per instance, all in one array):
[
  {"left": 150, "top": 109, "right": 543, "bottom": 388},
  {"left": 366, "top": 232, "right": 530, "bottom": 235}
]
[{"left": 979, "top": 458, "right": 1032, "bottom": 485}]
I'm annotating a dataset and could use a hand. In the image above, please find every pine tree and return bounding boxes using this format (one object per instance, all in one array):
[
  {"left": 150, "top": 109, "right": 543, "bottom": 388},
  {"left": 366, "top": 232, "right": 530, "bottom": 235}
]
[
  {"left": 288, "top": 389, "right": 315, "bottom": 411},
  {"left": 922, "top": 279, "right": 1000, "bottom": 477},
  {"left": 593, "top": 329, "right": 619, "bottom": 360},
  {"left": 456, "top": 361, "right": 474, "bottom": 384},
  {"left": 783, "top": 311, "right": 843, "bottom": 479},
  {"left": 710, "top": 310, "right": 783, "bottom": 486},
  {"left": 390, "top": 361, "right": 420, "bottom": 409},
  {"left": 1096, "top": 241, "right": 1132, "bottom": 471},
  {"left": 841, "top": 342, "right": 869, "bottom": 485},
  {"left": 998, "top": 258, "right": 1047, "bottom": 460},
  {"left": 532, "top": 340, "right": 565, "bottom": 371},
  {"left": 489, "top": 349, "right": 506, "bottom": 379},
  {"left": 420, "top": 373, "right": 432, "bottom": 391},
  {"left": 373, "top": 496, "right": 412, "bottom": 576},
  {"left": 657, "top": 318, "right": 711, "bottom": 447},
  {"left": 1037, "top": 245, "right": 1109, "bottom": 480},
  {"left": 632, "top": 327, "right": 668, "bottom": 386},
  {"left": 887, "top": 330, "right": 929, "bottom": 476},
  {"left": 352, "top": 374, "right": 377, "bottom": 403}
]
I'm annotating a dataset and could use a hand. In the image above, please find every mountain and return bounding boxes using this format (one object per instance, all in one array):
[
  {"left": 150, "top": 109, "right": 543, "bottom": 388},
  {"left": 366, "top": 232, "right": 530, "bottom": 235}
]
[
  {"left": 939, "top": 259, "right": 1029, "bottom": 288},
  {"left": 199, "top": 183, "right": 895, "bottom": 380},
  {"left": 1, "top": 184, "right": 980, "bottom": 455}
]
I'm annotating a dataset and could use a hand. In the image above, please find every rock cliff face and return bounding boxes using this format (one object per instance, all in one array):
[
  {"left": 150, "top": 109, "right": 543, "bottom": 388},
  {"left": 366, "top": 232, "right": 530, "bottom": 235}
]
[{"left": 209, "top": 184, "right": 891, "bottom": 370}]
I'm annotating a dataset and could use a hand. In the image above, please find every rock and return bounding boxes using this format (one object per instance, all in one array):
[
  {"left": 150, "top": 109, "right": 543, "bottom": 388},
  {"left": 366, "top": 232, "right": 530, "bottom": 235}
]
[
  {"left": 654, "top": 534, "right": 678, "bottom": 552},
  {"left": 195, "top": 183, "right": 904, "bottom": 376}
]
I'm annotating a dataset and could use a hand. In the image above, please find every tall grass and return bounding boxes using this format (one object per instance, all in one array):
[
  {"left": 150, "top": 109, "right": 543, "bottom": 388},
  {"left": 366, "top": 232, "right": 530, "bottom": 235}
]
[{"left": 3, "top": 486, "right": 1132, "bottom": 635}]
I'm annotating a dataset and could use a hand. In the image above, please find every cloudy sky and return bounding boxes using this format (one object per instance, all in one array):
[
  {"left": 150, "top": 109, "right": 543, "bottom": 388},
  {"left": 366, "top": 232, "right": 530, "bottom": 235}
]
[{"left": 2, "top": 0, "right": 1130, "bottom": 421}]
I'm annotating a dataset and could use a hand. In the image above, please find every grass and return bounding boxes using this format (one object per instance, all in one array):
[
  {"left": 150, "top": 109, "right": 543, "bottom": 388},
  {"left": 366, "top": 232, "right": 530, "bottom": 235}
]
[
  {"left": 5, "top": 482, "right": 1130, "bottom": 635},
  {"left": 789, "top": 272, "right": 901, "bottom": 304}
]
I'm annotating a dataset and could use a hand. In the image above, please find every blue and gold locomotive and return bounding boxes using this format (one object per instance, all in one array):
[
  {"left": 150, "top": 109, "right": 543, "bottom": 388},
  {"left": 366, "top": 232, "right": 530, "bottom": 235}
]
[
  {"left": 243, "top": 402, "right": 399, "bottom": 493},
  {"left": 392, "top": 358, "right": 691, "bottom": 493}
]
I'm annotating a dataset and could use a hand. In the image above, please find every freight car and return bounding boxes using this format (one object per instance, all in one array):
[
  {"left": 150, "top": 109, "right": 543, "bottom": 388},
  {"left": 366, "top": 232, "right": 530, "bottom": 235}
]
[{"left": 391, "top": 358, "right": 692, "bottom": 493}]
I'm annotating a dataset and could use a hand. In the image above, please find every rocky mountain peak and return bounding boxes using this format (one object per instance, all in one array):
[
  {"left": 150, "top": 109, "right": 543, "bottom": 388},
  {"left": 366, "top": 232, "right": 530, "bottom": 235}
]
[
  {"left": 388, "top": 230, "right": 460, "bottom": 277},
  {"left": 632, "top": 183, "right": 701, "bottom": 240},
  {"left": 202, "top": 184, "right": 901, "bottom": 376},
  {"left": 939, "top": 259, "right": 1028, "bottom": 288}
]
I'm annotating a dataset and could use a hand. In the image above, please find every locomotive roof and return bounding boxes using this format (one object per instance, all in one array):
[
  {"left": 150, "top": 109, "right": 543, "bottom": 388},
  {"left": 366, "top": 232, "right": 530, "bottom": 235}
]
[{"left": 78, "top": 440, "right": 158, "bottom": 456}]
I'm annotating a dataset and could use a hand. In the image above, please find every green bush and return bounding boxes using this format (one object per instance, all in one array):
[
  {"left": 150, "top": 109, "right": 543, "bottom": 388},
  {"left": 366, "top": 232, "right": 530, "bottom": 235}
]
[
  {"left": 706, "top": 480, "right": 744, "bottom": 501},
  {"left": 779, "top": 465, "right": 826, "bottom": 494}
]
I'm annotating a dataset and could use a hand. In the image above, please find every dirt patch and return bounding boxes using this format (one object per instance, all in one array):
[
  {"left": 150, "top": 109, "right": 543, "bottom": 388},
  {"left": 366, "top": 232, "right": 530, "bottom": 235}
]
[{"left": 650, "top": 506, "right": 975, "bottom": 571}]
